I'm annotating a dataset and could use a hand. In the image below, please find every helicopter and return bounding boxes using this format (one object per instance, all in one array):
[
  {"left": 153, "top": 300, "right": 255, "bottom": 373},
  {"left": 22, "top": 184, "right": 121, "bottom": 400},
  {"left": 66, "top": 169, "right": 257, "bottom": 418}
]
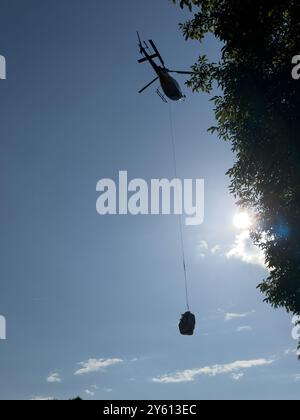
[{"left": 137, "top": 32, "right": 193, "bottom": 103}]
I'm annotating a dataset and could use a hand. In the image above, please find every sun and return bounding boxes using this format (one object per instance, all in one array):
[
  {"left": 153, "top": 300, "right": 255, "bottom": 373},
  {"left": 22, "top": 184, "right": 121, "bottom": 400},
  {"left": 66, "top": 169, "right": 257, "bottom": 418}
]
[{"left": 233, "top": 211, "right": 252, "bottom": 230}]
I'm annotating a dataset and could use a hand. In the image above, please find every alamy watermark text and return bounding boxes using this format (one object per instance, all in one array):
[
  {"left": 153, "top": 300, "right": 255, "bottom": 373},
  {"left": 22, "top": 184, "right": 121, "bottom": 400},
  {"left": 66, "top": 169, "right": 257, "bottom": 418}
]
[
  {"left": 0, "top": 54, "right": 6, "bottom": 80},
  {"left": 0, "top": 315, "right": 6, "bottom": 340},
  {"left": 96, "top": 171, "right": 204, "bottom": 226},
  {"left": 292, "top": 55, "right": 300, "bottom": 80}
]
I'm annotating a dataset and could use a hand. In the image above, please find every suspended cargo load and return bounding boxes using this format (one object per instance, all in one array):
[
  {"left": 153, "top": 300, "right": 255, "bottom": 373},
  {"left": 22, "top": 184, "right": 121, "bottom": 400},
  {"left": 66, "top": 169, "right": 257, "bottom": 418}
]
[{"left": 179, "top": 311, "right": 196, "bottom": 336}]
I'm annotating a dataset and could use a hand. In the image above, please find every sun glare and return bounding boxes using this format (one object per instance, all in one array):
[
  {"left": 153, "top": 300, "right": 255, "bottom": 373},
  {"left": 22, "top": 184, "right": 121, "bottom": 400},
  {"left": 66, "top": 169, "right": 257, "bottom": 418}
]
[{"left": 233, "top": 211, "right": 252, "bottom": 230}]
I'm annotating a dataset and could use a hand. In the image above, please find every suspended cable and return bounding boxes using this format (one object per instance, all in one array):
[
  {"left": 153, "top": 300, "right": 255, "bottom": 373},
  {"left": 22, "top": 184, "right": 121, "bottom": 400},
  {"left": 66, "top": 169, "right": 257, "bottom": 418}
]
[{"left": 168, "top": 103, "right": 190, "bottom": 312}]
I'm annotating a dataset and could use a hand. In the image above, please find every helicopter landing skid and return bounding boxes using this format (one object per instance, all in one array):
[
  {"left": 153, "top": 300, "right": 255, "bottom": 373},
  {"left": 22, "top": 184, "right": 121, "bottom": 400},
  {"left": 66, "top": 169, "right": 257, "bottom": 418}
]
[{"left": 156, "top": 88, "right": 168, "bottom": 103}]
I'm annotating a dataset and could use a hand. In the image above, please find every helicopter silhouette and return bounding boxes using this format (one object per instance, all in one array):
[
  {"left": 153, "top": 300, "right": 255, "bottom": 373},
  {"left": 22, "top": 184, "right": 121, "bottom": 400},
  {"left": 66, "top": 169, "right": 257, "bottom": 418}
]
[{"left": 137, "top": 32, "right": 193, "bottom": 103}]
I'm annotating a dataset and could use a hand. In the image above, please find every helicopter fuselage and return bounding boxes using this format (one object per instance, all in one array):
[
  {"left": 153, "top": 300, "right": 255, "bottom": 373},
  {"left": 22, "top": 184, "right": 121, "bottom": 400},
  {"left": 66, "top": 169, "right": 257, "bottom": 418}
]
[
  {"left": 158, "top": 68, "right": 184, "bottom": 101},
  {"left": 142, "top": 49, "right": 184, "bottom": 101}
]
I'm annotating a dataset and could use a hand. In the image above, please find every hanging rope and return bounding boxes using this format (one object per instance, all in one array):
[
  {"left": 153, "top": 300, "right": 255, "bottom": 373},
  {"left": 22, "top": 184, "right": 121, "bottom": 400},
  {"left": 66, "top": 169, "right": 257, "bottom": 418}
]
[{"left": 168, "top": 103, "right": 190, "bottom": 312}]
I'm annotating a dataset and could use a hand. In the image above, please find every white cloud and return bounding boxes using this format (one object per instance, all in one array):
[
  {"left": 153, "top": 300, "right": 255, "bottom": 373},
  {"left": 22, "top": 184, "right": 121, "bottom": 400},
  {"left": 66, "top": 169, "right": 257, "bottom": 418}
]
[
  {"left": 232, "top": 372, "right": 244, "bottom": 381},
  {"left": 152, "top": 359, "right": 273, "bottom": 384},
  {"left": 74, "top": 358, "right": 123, "bottom": 376},
  {"left": 226, "top": 231, "right": 266, "bottom": 268},
  {"left": 31, "top": 396, "right": 55, "bottom": 401},
  {"left": 85, "top": 384, "right": 100, "bottom": 396},
  {"left": 198, "top": 240, "right": 208, "bottom": 250},
  {"left": 198, "top": 241, "right": 208, "bottom": 258},
  {"left": 211, "top": 245, "right": 221, "bottom": 255},
  {"left": 237, "top": 326, "right": 253, "bottom": 333},
  {"left": 197, "top": 240, "right": 209, "bottom": 258},
  {"left": 103, "top": 388, "right": 113, "bottom": 393},
  {"left": 224, "top": 311, "right": 255, "bottom": 322},
  {"left": 47, "top": 372, "right": 62, "bottom": 384},
  {"left": 196, "top": 240, "right": 225, "bottom": 259},
  {"left": 85, "top": 389, "right": 95, "bottom": 397},
  {"left": 197, "top": 241, "right": 223, "bottom": 257},
  {"left": 284, "top": 348, "right": 297, "bottom": 356}
]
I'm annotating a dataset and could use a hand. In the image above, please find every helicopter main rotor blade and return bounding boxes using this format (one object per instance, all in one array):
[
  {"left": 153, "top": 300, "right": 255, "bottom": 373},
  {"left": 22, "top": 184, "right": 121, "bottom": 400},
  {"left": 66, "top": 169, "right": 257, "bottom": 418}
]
[
  {"left": 137, "top": 31, "right": 142, "bottom": 45},
  {"left": 138, "top": 54, "right": 157, "bottom": 64},
  {"left": 168, "top": 70, "right": 194, "bottom": 75},
  {"left": 139, "top": 77, "right": 159, "bottom": 94},
  {"left": 137, "top": 31, "right": 143, "bottom": 53},
  {"left": 149, "top": 40, "right": 165, "bottom": 67}
]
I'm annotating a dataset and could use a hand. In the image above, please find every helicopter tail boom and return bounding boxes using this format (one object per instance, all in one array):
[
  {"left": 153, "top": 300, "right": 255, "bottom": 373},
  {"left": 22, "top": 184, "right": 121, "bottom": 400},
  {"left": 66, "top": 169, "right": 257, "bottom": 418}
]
[
  {"left": 137, "top": 32, "right": 165, "bottom": 68},
  {"left": 148, "top": 40, "right": 164, "bottom": 67}
]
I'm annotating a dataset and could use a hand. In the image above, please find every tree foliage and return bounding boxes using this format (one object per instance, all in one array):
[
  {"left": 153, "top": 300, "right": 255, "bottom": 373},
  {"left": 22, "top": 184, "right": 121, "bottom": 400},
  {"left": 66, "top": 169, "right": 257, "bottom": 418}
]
[{"left": 172, "top": 0, "right": 300, "bottom": 350}]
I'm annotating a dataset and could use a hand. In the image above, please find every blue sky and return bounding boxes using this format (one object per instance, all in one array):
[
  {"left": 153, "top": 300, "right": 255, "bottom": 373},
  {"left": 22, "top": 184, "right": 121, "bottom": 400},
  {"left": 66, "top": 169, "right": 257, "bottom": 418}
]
[{"left": 0, "top": 0, "right": 299, "bottom": 400}]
